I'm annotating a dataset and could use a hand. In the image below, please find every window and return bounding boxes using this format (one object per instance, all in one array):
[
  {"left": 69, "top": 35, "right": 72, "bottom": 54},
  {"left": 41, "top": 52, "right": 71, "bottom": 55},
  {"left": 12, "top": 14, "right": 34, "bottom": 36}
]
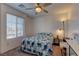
[
  {"left": 17, "top": 17, "right": 24, "bottom": 37},
  {"left": 6, "top": 13, "right": 24, "bottom": 39},
  {"left": 7, "top": 14, "right": 16, "bottom": 39}
]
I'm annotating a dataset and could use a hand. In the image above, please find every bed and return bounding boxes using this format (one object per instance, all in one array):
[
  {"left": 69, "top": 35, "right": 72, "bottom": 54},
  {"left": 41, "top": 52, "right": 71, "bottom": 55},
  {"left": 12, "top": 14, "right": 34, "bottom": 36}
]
[{"left": 20, "top": 33, "right": 53, "bottom": 56}]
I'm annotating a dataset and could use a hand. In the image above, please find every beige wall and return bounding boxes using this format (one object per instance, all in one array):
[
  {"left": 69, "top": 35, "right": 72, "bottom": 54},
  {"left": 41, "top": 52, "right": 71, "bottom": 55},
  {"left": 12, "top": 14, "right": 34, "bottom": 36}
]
[
  {"left": 56, "top": 4, "right": 79, "bottom": 37},
  {"left": 33, "top": 15, "right": 61, "bottom": 34},
  {"left": 32, "top": 4, "right": 79, "bottom": 38},
  {"left": 0, "top": 4, "right": 1, "bottom": 53},
  {"left": 0, "top": 4, "right": 31, "bottom": 53}
]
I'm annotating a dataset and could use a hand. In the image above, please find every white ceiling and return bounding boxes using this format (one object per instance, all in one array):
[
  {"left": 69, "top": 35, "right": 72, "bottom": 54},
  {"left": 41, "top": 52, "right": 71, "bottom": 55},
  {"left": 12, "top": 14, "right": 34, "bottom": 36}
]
[
  {"left": 6, "top": 3, "right": 53, "bottom": 18},
  {"left": 6, "top": 3, "right": 78, "bottom": 18}
]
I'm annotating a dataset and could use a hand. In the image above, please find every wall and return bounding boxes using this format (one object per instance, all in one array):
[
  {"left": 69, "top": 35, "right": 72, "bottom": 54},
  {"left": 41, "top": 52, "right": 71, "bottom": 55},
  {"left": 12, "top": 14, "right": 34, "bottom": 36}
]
[
  {"left": 0, "top": 4, "right": 1, "bottom": 53},
  {"left": 65, "top": 4, "right": 79, "bottom": 38},
  {"left": 0, "top": 4, "right": 31, "bottom": 53},
  {"left": 26, "top": 18, "right": 34, "bottom": 36},
  {"left": 32, "top": 4, "right": 79, "bottom": 38},
  {"left": 33, "top": 15, "right": 61, "bottom": 34}
]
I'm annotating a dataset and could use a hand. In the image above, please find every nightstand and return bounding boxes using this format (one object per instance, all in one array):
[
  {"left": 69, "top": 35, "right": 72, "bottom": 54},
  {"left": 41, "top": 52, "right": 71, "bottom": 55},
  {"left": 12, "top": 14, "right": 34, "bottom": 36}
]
[{"left": 53, "top": 37, "right": 60, "bottom": 46}]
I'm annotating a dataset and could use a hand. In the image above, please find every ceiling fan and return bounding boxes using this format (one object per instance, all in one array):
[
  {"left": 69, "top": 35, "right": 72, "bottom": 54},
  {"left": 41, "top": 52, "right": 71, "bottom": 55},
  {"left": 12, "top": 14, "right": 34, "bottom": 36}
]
[{"left": 18, "top": 3, "right": 52, "bottom": 14}]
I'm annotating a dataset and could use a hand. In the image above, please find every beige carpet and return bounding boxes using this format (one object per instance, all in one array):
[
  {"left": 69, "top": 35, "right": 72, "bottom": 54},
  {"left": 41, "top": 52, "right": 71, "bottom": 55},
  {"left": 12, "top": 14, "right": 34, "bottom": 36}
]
[{"left": 0, "top": 47, "right": 36, "bottom": 56}]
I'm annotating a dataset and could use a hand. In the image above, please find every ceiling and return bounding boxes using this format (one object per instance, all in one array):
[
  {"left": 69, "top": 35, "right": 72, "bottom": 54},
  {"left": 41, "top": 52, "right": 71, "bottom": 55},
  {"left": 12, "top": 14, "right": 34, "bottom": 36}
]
[
  {"left": 6, "top": 3, "right": 76, "bottom": 19},
  {"left": 6, "top": 3, "right": 53, "bottom": 18}
]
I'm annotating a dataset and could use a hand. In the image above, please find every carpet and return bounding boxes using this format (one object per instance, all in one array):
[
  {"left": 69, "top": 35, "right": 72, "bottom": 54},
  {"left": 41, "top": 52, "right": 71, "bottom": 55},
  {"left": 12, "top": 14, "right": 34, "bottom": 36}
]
[{"left": 0, "top": 47, "right": 36, "bottom": 56}]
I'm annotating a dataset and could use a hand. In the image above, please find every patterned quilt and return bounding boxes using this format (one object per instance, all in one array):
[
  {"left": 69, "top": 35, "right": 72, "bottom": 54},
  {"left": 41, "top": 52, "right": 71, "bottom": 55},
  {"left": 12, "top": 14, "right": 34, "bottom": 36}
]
[{"left": 20, "top": 33, "right": 53, "bottom": 56}]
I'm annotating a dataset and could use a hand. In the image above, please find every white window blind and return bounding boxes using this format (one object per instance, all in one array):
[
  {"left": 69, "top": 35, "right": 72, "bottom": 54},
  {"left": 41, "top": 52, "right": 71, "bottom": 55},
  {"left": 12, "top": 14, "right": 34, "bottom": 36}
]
[
  {"left": 6, "top": 13, "right": 24, "bottom": 39},
  {"left": 17, "top": 17, "right": 24, "bottom": 37},
  {"left": 7, "top": 14, "right": 16, "bottom": 39}
]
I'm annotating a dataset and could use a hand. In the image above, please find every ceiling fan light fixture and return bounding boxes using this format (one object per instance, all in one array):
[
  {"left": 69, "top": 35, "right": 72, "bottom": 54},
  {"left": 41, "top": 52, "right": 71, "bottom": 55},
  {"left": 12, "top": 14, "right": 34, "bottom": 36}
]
[{"left": 35, "top": 7, "right": 42, "bottom": 13}]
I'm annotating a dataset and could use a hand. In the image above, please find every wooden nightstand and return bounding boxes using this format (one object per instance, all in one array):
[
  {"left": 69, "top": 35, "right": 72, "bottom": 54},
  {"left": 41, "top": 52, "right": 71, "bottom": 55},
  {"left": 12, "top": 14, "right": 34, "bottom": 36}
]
[{"left": 53, "top": 37, "right": 60, "bottom": 46}]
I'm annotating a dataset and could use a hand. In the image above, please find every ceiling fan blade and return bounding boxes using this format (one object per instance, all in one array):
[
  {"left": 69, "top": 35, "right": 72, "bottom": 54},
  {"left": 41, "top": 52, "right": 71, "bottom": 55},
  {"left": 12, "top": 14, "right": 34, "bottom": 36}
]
[
  {"left": 25, "top": 8, "right": 34, "bottom": 10},
  {"left": 18, "top": 4, "right": 25, "bottom": 8},
  {"left": 37, "top": 3, "right": 40, "bottom": 5},
  {"left": 35, "top": 3, "right": 40, "bottom": 6},
  {"left": 43, "top": 9, "right": 48, "bottom": 13}
]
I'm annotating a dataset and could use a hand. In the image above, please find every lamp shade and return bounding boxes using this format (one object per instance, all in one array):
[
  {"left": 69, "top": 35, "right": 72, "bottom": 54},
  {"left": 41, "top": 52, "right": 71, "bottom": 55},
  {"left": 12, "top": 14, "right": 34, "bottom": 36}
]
[{"left": 55, "top": 29, "right": 64, "bottom": 40}]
